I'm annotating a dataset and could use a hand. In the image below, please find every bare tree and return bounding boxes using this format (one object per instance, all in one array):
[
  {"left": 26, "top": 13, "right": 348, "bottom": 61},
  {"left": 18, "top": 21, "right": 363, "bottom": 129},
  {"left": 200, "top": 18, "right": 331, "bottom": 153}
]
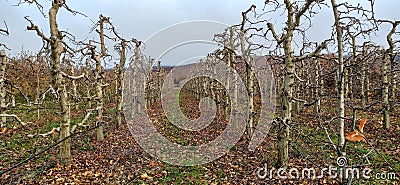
[
  {"left": 330, "top": 0, "right": 376, "bottom": 157},
  {"left": 87, "top": 15, "right": 109, "bottom": 141},
  {"left": 377, "top": 20, "right": 400, "bottom": 129},
  {"left": 23, "top": 0, "right": 86, "bottom": 164},
  {"left": 213, "top": 26, "right": 240, "bottom": 121},
  {"left": 109, "top": 22, "right": 141, "bottom": 126},
  {"left": 131, "top": 39, "right": 143, "bottom": 116},
  {"left": 263, "top": 0, "right": 328, "bottom": 167},
  {"left": 238, "top": 6, "right": 257, "bottom": 140},
  {"left": 115, "top": 40, "right": 127, "bottom": 126},
  {"left": 330, "top": 0, "right": 347, "bottom": 157}
]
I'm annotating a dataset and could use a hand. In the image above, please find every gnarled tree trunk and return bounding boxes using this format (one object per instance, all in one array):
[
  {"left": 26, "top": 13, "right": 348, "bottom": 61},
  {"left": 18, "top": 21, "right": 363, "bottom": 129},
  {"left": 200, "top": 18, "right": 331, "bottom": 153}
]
[{"left": 49, "top": 1, "right": 71, "bottom": 164}]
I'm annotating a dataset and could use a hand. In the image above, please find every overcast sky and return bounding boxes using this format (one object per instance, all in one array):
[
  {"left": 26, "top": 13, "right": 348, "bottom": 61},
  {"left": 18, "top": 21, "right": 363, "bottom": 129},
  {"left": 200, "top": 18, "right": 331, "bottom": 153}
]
[{"left": 0, "top": 0, "right": 399, "bottom": 66}]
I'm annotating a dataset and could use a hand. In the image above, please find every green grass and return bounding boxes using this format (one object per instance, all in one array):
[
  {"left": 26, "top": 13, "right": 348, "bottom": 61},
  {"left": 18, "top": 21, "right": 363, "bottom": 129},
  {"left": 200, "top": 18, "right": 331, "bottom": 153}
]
[{"left": 155, "top": 164, "right": 210, "bottom": 184}]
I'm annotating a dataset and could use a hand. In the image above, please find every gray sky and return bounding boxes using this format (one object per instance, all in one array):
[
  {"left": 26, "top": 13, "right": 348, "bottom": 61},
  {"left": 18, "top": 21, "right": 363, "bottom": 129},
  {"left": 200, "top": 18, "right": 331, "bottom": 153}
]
[{"left": 0, "top": 0, "right": 399, "bottom": 66}]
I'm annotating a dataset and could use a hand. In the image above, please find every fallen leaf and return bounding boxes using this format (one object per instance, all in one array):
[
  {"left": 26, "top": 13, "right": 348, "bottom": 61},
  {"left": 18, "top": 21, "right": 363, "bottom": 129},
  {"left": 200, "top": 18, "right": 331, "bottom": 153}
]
[
  {"left": 140, "top": 173, "right": 149, "bottom": 180},
  {"left": 150, "top": 161, "right": 157, "bottom": 167}
]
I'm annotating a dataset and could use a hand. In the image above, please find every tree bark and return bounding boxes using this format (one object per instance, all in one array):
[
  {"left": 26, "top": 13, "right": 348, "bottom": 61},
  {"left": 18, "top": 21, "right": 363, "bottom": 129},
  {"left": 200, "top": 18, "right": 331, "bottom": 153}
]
[
  {"left": 390, "top": 60, "right": 397, "bottom": 105},
  {"left": 314, "top": 58, "right": 321, "bottom": 113},
  {"left": 266, "top": 0, "right": 322, "bottom": 167},
  {"left": 331, "top": 0, "right": 346, "bottom": 156},
  {"left": 0, "top": 51, "right": 7, "bottom": 126},
  {"left": 239, "top": 31, "right": 255, "bottom": 139},
  {"left": 66, "top": 59, "right": 78, "bottom": 110},
  {"left": 49, "top": 0, "right": 71, "bottom": 164},
  {"left": 360, "top": 44, "right": 367, "bottom": 107},
  {"left": 382, "top": 53, "right": 390, "bottom": 129},
  {"left": 380, "top": 20, "right": 399, "bottom": 129},
  {"left": 85, "top": 58, "right": 92, "bottom": 109},
  {"left": 91, "top": 15, "right": 108, "bottom": 141},
  {"left": 116, "top": 40, "right": 126, "bottom": 126}
]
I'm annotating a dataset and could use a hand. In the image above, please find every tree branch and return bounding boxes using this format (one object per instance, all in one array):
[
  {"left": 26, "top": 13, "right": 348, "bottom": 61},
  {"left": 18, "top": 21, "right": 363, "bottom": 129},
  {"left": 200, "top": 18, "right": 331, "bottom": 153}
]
[
  {"left": 60, "top": 71, "right": 85, "bottom": 80},
  {"left": 294, "top": 39, "right": 329, "bottom": 62},
  {"left": 0, "top": 114, "right": 32, "bottom": 126},
  {"left": 24, "top": 16, "right": 50, "bottom": 43}
]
